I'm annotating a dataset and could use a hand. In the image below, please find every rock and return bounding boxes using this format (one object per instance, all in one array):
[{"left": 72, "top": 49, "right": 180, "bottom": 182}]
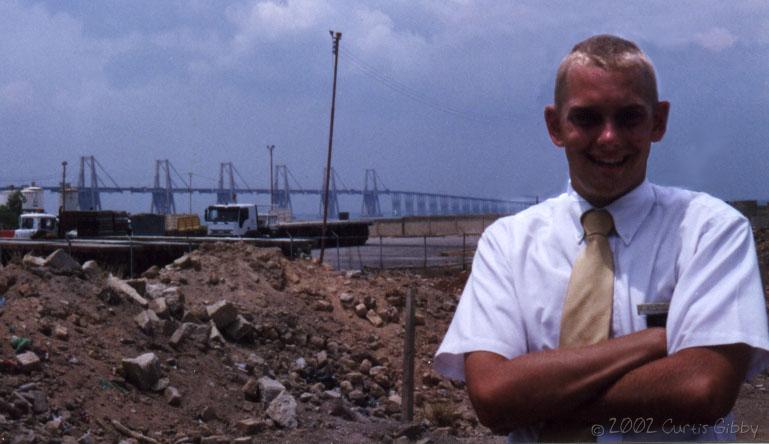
[
  {"left": 225, "top": 315, "right": 254, "bottom": 343},
  {"left": 237, "top": 417, "right": 266, "bottom": 434},
  {"left": 354, "top": 303, "right": 368, "bottom": 318},
  {"left": 257, "top": 377, "right": 286, "bottom": 404},
  {"left": 149, "top": 297, "right": 169, "bottom": 318},
  {"left": 152, "top": 377, "right": 170, "bottom": 392},
  {"left": 330, "top": 399, "right": 359, "bottom": 421},
  {"left": 385, "top": 394, "right": 402, "bottom": 414},
  {"left": 43, "top": 249, "right": 81, "bottom": 272},
  {"left": 121, "top": 352, "right": 161, "bottom": 391},
  {"left": 266, "top": 390, "right": 298, "bottom": 429},
  {"left": 141, "top": 265, "right": 160, "bottom": 279},
  {"left": 199, "top": 405, "right": 218, "bottom": 422},
  {"left": 146, "top": 283, "right": 167, "bottom": 299},
  {"left": 54, "top": 325, "right": 69, "bottom": 340},
  {"left": 206, "top": 300, "right": 238, "bottom": 329},
  {"left": 209, "top": 322, "right": 225, "bottom": 345},
  {"left": 77, "top": 432, "right": 95, "bottom": 444},
  {"left": 104, "top": 274, "right": 149, "bottom": 308},
  {"left": 366, "top": 310, "right": 384, "bottom": 327},
  {"left": 16, "top": 351, "right": 41, "bottom": 372},
  {"left": 22, "top": 253, "right": 45, "bottom": 268},
  {"left": 363, "top": 295, "right": 377, "bottom": 310},
  {"left": 242, "top": 378, "right": 260, "bottom": 402},
  {"left": 162, "top": 287, "right": 185, "bottom": 316},
  {"left": 173, "top": 254, "right": 200, "bottom": 270},
  {"left": 169, "top": 323, "right": 209, "bottom": 349},
  {"left": 125, "top": 278, "right": 147, "bottom": 296},
  {"left": 81, "top": 260, "right": 102, "bottom": 278},
  {"left": 347, "top": 389, "right": 367, "bottom": 406},
  {"left": 396, "top": 422, "right": 424, "bottom": 440},
  {"left": 345, "top": 270, "right": 363, "bottom": 279},
  {"left": 134, "top": 310, "right": 162, "bottom": 335},
  {"left": 359, "top": 359, "right": 372, "bottom": 375},
  {"left": 316, "top": 350, "right": 328, "bottom": 366},
  {"left": 27, "top": 390, "right": 48, "bottom": 413},
  {"left": 339, "top": 292, "right": 355, "bottom": 306},
  {"left": 415, "top": 312, "right": 425, "bottom": 326},
  {"left": 164, "top": 386, "right": 182, "bottom": 406},
  {"left": 313, "top": 300, "right": 333, "bottom": 312}
]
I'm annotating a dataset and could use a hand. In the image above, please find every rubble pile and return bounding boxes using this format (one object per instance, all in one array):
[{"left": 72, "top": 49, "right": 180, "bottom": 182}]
[{"left": 0, "top": 243, "right": 478, "bottom": 443}]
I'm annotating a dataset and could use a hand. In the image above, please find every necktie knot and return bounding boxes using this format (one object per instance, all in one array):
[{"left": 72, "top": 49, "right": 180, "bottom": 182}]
[{"left": 581, "top": 209, "right": 614, "bottom": 237}]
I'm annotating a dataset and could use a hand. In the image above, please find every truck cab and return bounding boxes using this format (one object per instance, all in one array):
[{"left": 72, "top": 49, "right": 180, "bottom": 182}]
[
  {"left": 15, "top": 213, "right": 58, "bottom": 239},
  {"left": 205, "top": 204, "right": 264, "bottom": 237}
]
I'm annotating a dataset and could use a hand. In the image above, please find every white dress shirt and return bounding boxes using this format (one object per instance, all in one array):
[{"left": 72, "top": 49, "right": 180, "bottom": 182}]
[{"left": 434, "top": 181, "right": 769, "bottom": 442}]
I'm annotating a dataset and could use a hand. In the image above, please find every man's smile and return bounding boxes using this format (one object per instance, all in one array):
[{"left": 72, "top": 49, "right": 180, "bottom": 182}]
[{"left": 586, "top": 153, "right": 630, "bottom": 168}]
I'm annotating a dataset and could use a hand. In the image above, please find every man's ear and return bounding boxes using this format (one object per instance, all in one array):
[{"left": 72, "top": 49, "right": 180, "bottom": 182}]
[
  {"left": 651, "top": 101, "right": 670, "bottom": 142},
  {"left": 544, "top": 105, "right": 565, "bottom": 147}
]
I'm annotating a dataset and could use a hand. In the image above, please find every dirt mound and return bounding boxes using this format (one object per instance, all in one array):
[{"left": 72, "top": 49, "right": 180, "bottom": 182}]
[{"left": 0, "top": 243, "right": 481, "bottom": 443}]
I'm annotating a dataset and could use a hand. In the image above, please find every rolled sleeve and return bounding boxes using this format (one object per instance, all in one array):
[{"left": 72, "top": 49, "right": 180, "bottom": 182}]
[
  {"left": 667, "top": 212, "right": 769, "bottom": 378},
  {"left": 434, "top": 222, "right": 528, "bottom": 381}
]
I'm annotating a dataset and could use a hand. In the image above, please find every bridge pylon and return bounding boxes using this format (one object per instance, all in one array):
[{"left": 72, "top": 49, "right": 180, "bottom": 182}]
[
  {"left": 274, "top": 165, "right": 292, "bottom": 215},
  {"left": 150, "top": 160, "right": 176, "bottom": 215},
  {"left": 319, "top": 167, "right": 339, "bottom": 218},
  {"left": 77, "top": 156, "right": 102, "bottom": 211},
  {"left": 360, "top": 169, "right": 382, "bottom": 217},
  {"left": 217, "top": 162, "right": 236, "bottom": 204}
]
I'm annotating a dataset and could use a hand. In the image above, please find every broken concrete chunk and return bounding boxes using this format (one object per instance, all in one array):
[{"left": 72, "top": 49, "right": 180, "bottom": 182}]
[
  {"left": 164, "top": 386, "right": 181, "bottom": 406},
  {"left": 22, "top": 253, "right": 45, "bottom": 268},
  {"left": 43, "top": 249, "right": 81, "bottom": 272},
  {"left": 161, "top": 287, "right": 185, "bottom": 316},
  {"left": 125, "top": 278, "right": 147, "bottom": 296},
  {"left": 121, "top": 352, "right": 161, "bottom": 391},
  {"left": 266, "top": 390, "right": 298, "bottom": 429},
  {"left": 313, "top": 300, "right": 333, "bottom": 312},
  {"left": 53, "top": 325, "right": 69, "bottom": 341},
  {"left": 366, "top": 310, "right": 384, "bottom": 327},
  {"left": 134, "top": 310, "right": 162, "bottom": 335},
  {"left": 339, "top": 292, "right": 355, "bottom": 306},
  {"left": 141, "top": 265, "right": 160, "bottom": 279},
  {"left": 237, "top": 417, "right": 267, "bottom": 435},
  {"left": 146, "top": 283, "right": 167, "bottom": 299},
  {"left": 81, "top": 260, "right": 101, "bottom": 279},
  {"left": 242, "top": 378, "right": 260, "bottom": 402},
  {"left": 173, "top": 253, "right": 200, "bottom": 270},
  {"left": 225, "top": 314, "right": 254, "bottom": 343},
  {"left": 209, "top": 322, "right": 225, "bottom": 345},
  {"left": 16, "top": 351, "right": 41, "bottom": 372},
  {"left": 169, "top": 322, "right": 209, "bottom": 349},
  {"left": 354, "top": 303, "right": 368, "bottom": 318},
  {"left": 257, "top": 377, "right": 286, "bottom": 404},
  {"left": 206, "top": 300, "right": 238, "bottom": 329},
  {"left": 149, "top": 297, "right": 169, "bottom": 318},
  {"left": 105, "top": 275, "right": 148, "bottom": 308}
]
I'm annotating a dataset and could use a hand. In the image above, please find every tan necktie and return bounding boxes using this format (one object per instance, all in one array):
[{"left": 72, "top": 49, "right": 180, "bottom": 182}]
[
  {"left": 539, "top": 209, "right": 615, "bottom": 443},
  {"left": 559, "top": 209, "right": 615, "bottom": 348}
]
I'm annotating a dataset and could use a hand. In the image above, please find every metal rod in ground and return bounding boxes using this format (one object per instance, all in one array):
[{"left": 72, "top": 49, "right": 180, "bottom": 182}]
[
  {"left": 129, "top": 234, "right": 134, "bottom": 278},
  {"left": 319, "top": 30, "right": 342, "bottom": 264},
  {"left": 423, "top": 235, "right": 427, "bottom": 269},
  {"left": 402, "top": 286, "right": 416, "bottom": 422},
  {"left": 379, "top": 235, "right": 383, "bottom": 269},
  {"left": 462, "top": 232, "right": 467, "bottom": 271}
]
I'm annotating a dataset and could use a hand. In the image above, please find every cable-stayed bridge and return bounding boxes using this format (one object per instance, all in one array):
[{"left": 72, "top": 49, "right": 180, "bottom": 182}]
[{"left": 2, "top": 156, "right": 537, "bottom": 218}]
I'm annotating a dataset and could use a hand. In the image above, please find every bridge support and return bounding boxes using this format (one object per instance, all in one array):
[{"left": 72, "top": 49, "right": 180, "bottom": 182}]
[
  {"left": 217, "top": 162, "right": 236, "bottom": 204},
  {"left": 274, "top": 165, "right": 292, "bottom": 215},
  {"left": 360, "top": 169, "right": 382, "bottom": 217},
  {"left": 150, "top": 159, "right": 176, "bottom": 215},
  {"left": 319, "top": 167, "right": 339, "bottom": 218},
  {"left": 77, "top": 156, "right": 101, "bottom": 211}
]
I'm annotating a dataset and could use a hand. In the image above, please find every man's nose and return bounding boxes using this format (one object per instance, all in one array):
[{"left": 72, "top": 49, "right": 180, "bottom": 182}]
[{"left": 597, "top": 119, "right": 618, "bottom": 145}]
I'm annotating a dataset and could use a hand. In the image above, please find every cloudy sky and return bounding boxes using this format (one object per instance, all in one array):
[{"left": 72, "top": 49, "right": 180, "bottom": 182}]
[{"left": 2, "top": 0, "right": 769, "bottom": 214}]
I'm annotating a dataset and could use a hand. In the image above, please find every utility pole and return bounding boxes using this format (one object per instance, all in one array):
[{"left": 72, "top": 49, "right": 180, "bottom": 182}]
[
  {"left": 61, "top": 161, "right": 67, "bottom": 212},
  {"left": 188, "top": 172, "right": 193, "bottom": 214},
  {"left": 267, "top": 144, "right": 275, "bottom": 212},
  {"left": 320, "top": 30, "right": 342, "bottom": 264}
]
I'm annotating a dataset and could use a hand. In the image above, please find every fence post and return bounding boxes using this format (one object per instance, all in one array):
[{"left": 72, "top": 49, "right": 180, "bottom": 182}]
[
  {"left": 129, "top": 233, "right": 134, "bottom": 278},
  {"left": 402, "top": 286, "right": 416, "bottom": 422},
  {"left": 332, "top": 231, "right": 341, "bottom": 270},
  {"left": 423, "top": 235, "right": 427, "bottom": 269},
  {"left": 462, "top": 232, "right": 467, "bottom": 271},
  {"left": 379, "top": 235, "right": 383, "bottom": 269}
]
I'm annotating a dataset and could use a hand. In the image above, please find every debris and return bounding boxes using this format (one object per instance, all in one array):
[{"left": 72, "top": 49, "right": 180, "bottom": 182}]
[
  {"left": 103, "top": 274, "right": 149, "bottom": 308},
  {"left": 257, "top": 377, "right": 286, "bottom": 404},
  {"left": 43, "top": 249, "right": 81, "bottom": 273},
  {"left": 121, "top": 353, "right": 162, "bottom": 391},
  {"left": 22, "top": 253, "right": 45, "bottom": 268},
  {"left": 206, "top": 300, "right": 238, "bottom": 329},
  {"left": 110, "top": 418, "right": 160, "bottom": 443},
  {"left": 164, "top": 386, "right": 182, "bottom": 406},
  {"left": 266, "top": 390, "right": 298, "bottom": 429},
  {"left": 15, "top": 351, "right": 41, "bottom": 372}
]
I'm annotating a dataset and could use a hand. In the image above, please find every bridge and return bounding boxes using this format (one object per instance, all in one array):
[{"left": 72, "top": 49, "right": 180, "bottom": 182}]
[{"left": 3, "top": 156, "right": 537, "bottom": 218}]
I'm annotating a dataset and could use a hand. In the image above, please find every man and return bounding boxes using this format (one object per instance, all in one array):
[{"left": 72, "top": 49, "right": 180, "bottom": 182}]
[{"left": 434, "top": 34, "right": 769, "bottom": 442}]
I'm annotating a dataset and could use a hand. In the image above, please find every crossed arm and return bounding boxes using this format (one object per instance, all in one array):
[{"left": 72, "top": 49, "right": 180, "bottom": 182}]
[{"left": 464, "top": 328, "right": 751, "bottom": 434}]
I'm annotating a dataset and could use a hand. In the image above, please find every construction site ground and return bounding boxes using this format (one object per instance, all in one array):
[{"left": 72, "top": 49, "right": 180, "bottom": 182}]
[{"left": 0, "top": 228, "right": 767, "bottom": 443}]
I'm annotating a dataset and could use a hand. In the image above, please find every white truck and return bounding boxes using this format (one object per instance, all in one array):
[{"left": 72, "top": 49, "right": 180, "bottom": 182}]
[
  {"left": 204, "top": 204, "right": 276, "bottom": 237},
  {"left": 14, "top": 213, "right": 58, "bottom": 239}
]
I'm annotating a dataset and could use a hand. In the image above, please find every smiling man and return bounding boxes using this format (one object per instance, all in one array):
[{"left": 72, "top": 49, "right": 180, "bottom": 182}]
[{"left": 434, "top": 35, "right": 769, "bottom": 442}]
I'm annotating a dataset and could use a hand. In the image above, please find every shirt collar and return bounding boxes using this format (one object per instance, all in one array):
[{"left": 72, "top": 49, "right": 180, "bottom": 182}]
[{"left": 567, "top": 180, "right": 655, "bottom": 245}]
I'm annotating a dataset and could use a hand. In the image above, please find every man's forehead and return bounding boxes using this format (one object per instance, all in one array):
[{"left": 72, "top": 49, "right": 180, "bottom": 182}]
[{"left": 561, "top": 63, "right": 655, "bottom": 107}]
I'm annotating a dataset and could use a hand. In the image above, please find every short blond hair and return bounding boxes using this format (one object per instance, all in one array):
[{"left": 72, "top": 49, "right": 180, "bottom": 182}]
[{"left": 554, "top": 34, "right": 659, "bottom": 109}]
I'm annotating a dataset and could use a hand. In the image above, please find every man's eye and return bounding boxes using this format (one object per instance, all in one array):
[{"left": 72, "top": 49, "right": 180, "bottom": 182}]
[
  {"left": 617, "top": 110, "right": 645, "bottom": 127},
  {"left": 569, "top": 112, "right": 601, "bottom": 127}
]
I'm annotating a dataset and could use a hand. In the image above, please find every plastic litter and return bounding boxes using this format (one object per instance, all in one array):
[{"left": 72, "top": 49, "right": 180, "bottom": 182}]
[{"left": 11, "top": 335, "right": 31, "bottom": 353}]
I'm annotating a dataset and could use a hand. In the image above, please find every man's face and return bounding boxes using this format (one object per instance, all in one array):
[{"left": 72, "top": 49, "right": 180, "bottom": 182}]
[{"left": 545, "top": 63, "right": 669, "bottom": 207}]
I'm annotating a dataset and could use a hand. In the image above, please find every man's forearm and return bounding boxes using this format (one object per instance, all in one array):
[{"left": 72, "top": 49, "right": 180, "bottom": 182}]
[
  {"left": 569, "top": 343, "right": 751, "bottom": 426},
  {"left": 464, "top": 328, "right": 667, "bottom": 432}
]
